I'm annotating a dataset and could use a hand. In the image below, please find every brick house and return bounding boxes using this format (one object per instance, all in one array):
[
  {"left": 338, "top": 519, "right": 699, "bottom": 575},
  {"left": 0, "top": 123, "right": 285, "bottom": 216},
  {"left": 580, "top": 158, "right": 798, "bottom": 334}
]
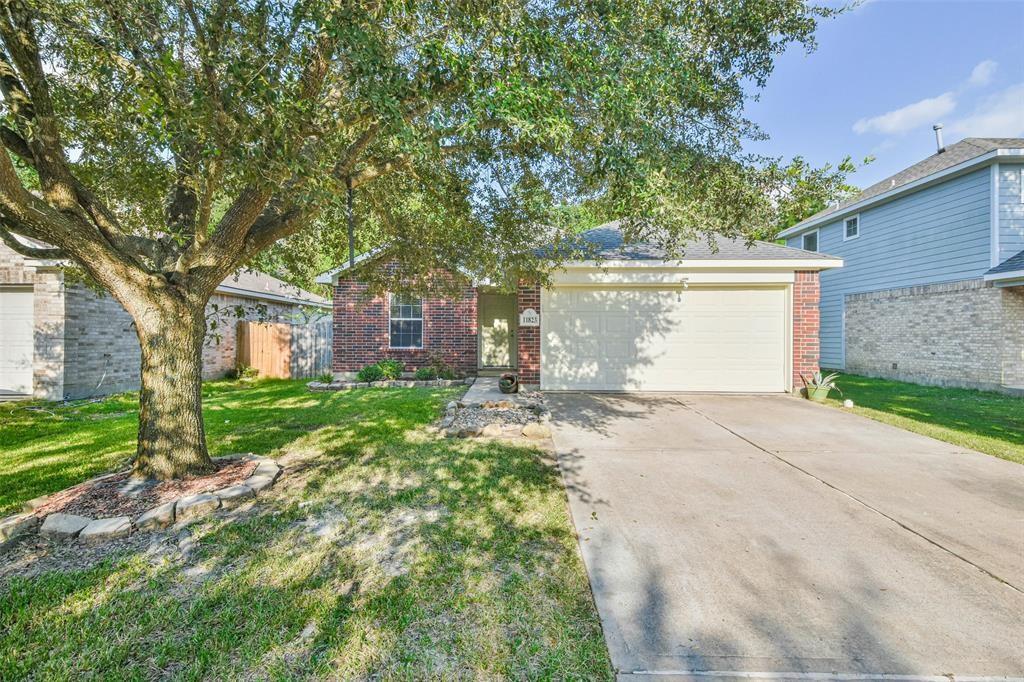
[
  {"left": 316, "top": 222, "right": 841, "bottom": 392},
  {"left": 0, "top": 242, "right": 330, "bottom": 400},
  {"left": 778, "top": 137, "right": 1024, "bottom": 392}
]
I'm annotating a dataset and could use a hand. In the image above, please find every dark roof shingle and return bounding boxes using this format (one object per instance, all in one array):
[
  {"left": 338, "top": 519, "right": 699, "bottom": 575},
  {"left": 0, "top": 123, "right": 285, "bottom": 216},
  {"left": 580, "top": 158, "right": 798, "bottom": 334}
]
[
  {"left": 793, "top": 138, "right": 1024, "bottom": 229},
  {"left": 987, "top": 249, "right": 1024, "bottom": 276},
  {"left": 572, "top": 221, "right": 835, "bottom": 261}
]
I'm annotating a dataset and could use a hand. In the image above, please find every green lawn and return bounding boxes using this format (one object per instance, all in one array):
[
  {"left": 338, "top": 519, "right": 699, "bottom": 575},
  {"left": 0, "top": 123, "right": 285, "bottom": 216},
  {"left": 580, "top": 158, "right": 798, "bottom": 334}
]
[
  {"left": 823, "top": 372, "right": 1024, "bottom": 465},
  {"left": 0, "top": 380, "right": 611, "bottom": 680}
]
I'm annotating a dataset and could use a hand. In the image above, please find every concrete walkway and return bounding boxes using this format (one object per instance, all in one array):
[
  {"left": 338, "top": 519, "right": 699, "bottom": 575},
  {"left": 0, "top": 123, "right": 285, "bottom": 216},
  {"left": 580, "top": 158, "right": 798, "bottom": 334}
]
[{"left": 548, "top": 393, "right": 1024, "bottom": 680}]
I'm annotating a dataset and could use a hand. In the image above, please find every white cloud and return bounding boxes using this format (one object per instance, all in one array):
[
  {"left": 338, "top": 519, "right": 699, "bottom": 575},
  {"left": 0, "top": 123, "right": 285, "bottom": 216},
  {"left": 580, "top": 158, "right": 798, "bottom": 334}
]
[
  {"left": 967, "top": 60, "right": 998, "bottom": 88},
  {"left": 853, "top": 92, "right": 957, "bottom": 135},
  {"left": 948, "top": 83, "right": 1024, "bottom": 137}
]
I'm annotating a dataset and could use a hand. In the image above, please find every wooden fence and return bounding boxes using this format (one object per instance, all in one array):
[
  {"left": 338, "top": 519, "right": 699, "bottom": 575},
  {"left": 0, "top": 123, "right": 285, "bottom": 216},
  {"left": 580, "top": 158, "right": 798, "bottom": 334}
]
[{"left": 236, "top": 318, "right": 332, "bottom": 379}]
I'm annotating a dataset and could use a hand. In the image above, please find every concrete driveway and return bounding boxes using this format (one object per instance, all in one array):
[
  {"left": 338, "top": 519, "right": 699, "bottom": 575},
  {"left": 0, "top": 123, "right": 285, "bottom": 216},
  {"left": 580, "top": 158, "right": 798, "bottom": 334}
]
[{"left": 547, "top": 393, "right": 1024, "bottom": 680}]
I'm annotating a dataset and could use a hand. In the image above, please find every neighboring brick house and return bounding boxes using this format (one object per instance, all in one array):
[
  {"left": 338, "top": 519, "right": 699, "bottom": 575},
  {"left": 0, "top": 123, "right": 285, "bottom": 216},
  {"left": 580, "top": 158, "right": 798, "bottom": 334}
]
[
  {"left": 779, "top": 137, "right": 1024, "bottom": 393},
  {"left": 0, "top": 243, "right": 330, "bottom": 400},
  {"left": 317, "top": 223, "right": 840, "bottom": 392}
]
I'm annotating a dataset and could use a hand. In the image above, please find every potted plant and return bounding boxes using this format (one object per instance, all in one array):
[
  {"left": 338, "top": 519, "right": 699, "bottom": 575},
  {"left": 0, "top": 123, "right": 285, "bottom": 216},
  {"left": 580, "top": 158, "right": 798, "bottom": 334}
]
[
  {"left": 801, "top": 371, "right": 841, "bottom": 402},
  {"left": 499, "top": 373, "right": 519, "bottom": 394}
]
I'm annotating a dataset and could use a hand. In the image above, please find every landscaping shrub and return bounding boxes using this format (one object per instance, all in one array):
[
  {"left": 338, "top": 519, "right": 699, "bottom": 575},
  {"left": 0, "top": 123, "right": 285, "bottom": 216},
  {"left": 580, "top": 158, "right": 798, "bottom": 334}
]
[
  {"left": 426, "top": 353, "right": 459, "bottom": 380},
  {"left": 317, "top": 373, "right": 334, "bottom": 384},
  {"left": 413, "top": 366, "right": 438, "bottom": 380},
  {"left": 356, "top": 364, "right": 385, "bottom": 382},
  {"left": 231, "top": 365, "right": 259, "bottom": 381},
  {"left": 377, "top": 359, "right": 404, "bottom": 380}
]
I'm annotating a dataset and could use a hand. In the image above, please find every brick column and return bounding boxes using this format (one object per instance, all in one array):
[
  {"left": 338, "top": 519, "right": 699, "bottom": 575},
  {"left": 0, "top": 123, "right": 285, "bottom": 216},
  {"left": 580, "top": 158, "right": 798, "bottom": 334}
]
[
  {"left": 792, "top": 270, "right": 820, "bottom": 392},
  {"left": 517, "top": 283, "right": 541, "bottom": 386}
]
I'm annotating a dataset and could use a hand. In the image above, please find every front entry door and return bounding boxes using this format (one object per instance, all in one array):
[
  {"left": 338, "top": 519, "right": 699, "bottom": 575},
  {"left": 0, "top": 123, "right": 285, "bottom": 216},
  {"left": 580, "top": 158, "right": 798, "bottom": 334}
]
[{"left": 479, "top": 293, "right": 517, "bottom": 368}]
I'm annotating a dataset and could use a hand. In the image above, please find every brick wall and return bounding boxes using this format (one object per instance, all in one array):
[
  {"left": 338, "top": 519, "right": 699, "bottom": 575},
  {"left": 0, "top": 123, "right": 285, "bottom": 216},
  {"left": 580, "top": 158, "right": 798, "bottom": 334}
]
[
  {"left": 332, "top": 273, "right": 478, "bottom": 376},
  {"left": 517, "top": 283, "right": 541, "bottom": 386},
  {"left": 792, "top": 271, "right": 821, "bottom": 391},
  {"left": 0, "top": 244, "right": 65, "bottom": 399},
  {"left": 1002, "top": 287, "right": 1024, "bottom": 388},
  {"left": 845, "top": 278, "right": 1021, "bottom": 391},
  {"left": 1, "top": 242, "right": 315, "bottom": 399},
  {"left": 202, "top": 294, "right": 300, "bottom": 380}
]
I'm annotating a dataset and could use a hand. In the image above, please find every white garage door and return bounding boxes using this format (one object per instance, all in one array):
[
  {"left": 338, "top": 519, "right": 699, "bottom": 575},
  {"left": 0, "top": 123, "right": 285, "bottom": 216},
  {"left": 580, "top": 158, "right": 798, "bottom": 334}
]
[
  {"left": 541, "top": 286, "right": 788, "bottom": 392},
  {"left": 0, "top": 285, "right": 34, "bottom": 395}
]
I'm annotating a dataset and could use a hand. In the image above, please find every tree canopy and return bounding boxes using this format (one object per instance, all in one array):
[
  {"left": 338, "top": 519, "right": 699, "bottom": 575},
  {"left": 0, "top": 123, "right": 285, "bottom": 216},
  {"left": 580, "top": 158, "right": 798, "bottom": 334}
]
[{"left": 0, "top": 0, "right": 841, "bottom": 477}]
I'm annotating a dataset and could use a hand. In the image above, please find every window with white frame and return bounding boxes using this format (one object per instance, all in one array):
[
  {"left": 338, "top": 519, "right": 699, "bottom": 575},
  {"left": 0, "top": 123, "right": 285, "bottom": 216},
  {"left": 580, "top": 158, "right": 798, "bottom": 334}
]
[
  {"left": 801, "top": 229, "right": 819, "bottom": 252},
  {"left": 389, "top": 294, "right": 423, "bottom": 348},
  {"left": 844, "top": 215, "right": 860, "bottom": 240}
]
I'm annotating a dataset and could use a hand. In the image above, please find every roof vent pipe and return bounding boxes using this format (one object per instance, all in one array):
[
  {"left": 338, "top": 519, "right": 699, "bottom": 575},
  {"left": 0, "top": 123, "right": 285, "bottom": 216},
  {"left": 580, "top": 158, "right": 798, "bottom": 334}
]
[{"left": 933, "top": 124, "right": 945, "bottom": 153}]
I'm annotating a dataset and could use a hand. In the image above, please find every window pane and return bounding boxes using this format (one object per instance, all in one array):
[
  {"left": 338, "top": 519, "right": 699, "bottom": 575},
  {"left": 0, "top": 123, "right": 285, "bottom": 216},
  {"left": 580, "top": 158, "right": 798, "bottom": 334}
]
[
  {"left": 802, "top": 232, "right": 818, "bottom": 251},
  {"left": 390, "top": 320, "right": 423, "bottom": 348},
  {"left": 845, "top": 217, "right": 858, "bottom": 237},
  {"left": 390, "top": 295, "right": 422, "bottom": 320}
]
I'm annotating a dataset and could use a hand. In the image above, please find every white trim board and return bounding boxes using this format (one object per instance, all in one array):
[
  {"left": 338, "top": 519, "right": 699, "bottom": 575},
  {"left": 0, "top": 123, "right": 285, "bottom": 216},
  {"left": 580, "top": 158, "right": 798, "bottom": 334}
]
[{"left": 779, "top": 147, "right": 1024, "bottom": 238}]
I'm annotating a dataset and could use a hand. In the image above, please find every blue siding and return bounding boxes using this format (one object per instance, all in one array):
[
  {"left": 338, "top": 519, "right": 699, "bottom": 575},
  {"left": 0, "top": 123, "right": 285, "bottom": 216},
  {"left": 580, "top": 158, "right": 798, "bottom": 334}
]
[
  {"left": 998, "top": 163, "right": 1024, "bottom": 264},
  {"left": 787, "top": 167, "right": 993, "bottom": 369}
]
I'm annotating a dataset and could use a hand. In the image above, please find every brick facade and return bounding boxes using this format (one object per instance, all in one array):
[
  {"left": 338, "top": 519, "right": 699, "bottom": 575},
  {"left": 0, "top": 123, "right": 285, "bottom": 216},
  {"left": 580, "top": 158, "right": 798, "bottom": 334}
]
[
  {"left": 0, "top": 242, "right": 316, "bottom": 400},
  {"left": 792, "top": 271, "right": 821, "bottom": 391},
  {"left": 516, "top": 283, "right": 541, "bottom": 386},
  {"left": 332, "top": 275, "right": 478, "bottom": 376},
  {"left": 845, "top": 278, "right": 1024, "bottom": 392}
]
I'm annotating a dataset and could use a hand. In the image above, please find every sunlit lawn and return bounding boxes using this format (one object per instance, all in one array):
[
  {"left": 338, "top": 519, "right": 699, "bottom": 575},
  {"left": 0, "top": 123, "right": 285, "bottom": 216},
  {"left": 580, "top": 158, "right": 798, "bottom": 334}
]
[
  {"left": 824, "top": 372, "right": 1024, "bottom": 465},
  {"left": 0, "top": 380, "right": 611, "bottom": 679}
]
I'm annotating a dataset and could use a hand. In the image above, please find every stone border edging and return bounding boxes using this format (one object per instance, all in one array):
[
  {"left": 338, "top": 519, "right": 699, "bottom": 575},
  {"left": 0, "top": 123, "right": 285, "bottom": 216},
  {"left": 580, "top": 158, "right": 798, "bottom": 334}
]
[
  {"left": 308, "top": 377, "right": 475, "bottom": 392},
  {"left": 0, "top": 454, "right": 281, "bottom": 548}
]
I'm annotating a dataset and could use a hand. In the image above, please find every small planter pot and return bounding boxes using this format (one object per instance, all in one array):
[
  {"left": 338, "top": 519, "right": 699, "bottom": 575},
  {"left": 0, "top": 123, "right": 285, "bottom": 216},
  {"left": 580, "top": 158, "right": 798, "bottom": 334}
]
[
  {"left": 806, "top": 385, "right": 831, "bottom": 402},
  {"left": 499, "top": 373, "right": 519, "bottom": 394}
]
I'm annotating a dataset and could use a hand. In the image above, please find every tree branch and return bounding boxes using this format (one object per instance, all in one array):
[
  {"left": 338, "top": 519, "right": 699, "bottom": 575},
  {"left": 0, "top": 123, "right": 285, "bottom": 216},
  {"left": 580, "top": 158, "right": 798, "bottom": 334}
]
[{"left": 0, "top": 223, "right": 64, "bottom": 258}]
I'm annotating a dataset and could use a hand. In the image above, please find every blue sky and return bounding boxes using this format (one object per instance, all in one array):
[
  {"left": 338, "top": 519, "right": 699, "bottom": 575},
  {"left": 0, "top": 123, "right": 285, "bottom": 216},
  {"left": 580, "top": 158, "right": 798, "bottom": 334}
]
[{"left": 745, "top": 0, "right": 1024, "bottom": 189}]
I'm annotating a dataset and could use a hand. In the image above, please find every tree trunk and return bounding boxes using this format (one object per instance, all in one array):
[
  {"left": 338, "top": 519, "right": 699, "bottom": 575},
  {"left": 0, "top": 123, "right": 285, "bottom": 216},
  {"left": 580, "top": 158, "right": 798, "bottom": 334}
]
[{"left": 131, "top": 298, "right": 214, "bottom": 479}]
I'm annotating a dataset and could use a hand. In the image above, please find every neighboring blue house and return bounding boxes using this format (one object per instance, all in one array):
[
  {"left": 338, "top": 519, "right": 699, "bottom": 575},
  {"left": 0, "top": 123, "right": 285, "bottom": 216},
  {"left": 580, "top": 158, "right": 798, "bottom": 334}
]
[{"left": 778, "top": 137, "right": 1024, "bottom": 393}]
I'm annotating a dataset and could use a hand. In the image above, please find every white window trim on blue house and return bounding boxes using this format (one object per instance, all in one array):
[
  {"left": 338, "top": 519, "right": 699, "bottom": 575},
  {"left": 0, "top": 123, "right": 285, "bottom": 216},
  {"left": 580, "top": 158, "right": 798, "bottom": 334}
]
[
  {"left": 843, "top": 214, "right": 860, "bottom": 241},
  {"left": 801, "top": 229, "right": 819, "bottom": 252}
]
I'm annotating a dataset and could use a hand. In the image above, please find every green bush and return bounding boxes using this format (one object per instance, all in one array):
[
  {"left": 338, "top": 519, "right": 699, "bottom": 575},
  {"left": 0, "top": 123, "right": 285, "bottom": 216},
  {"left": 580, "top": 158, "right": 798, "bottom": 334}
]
[
  {"left": 377, "top": 359, "right": 404, "bottom": 380},
  {"left": 413, "top": 366, "right": 438, "bottom": 380},
  {"left": 232, "top": 365, "right": 259, "bottom": 381},
  {"left": 317, "top": 373, "right": 334, "bottom": 384},
  {"left": 356, "top": 364, "right": 385, "bottom": 382}
]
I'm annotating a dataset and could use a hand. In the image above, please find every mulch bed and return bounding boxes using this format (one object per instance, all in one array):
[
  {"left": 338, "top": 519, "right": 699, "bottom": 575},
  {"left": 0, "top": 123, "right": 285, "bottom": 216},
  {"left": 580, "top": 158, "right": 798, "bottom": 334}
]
[{"left": 33, "top": 459, "right": 257, "bottom": 520}]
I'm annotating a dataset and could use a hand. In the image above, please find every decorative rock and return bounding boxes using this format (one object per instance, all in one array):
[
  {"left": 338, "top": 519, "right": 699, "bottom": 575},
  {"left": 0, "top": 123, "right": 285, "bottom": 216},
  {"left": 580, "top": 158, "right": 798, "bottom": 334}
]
[
  {"left": 458, "top": 426, "right": 482, "bottom": 438},
  {"left": 481, "top": 424, "right": 504, "bottom": 438},
  {"left": 253, "top": 460, "right": 281, "bottom": 481},
  {"left": 216, "top": 484, "right": 255, "bottom": 508},
  {"left": 464, "top": 377, "right": 475, "bottom": 385},
  {"left": 446, "top": 401, "right": 459, "bottom": 411},
  {"left": 136, "top": 500, "right": 177, "bottom": 531},
  {"left": 843, "top": 399, "right": 855, "bottom": 408},
  {"left": 444, "top": 427, "right": 461, "bottom": 439},
  {"left": 22, "top": 495, "right": 52, "bottom": 514},
  {"left": 0, "top": 512, "right": 38, "bottom": 544},
  {"left": 439, "top": 416, "right": 455, "bottom": 429},
  {"left": 40, "top": 513, "right": 93, "bottom": 539},
  {"left": 79, "top": 516, "right": 132, "bottom": 543},
  {"left": 356, "top": 382, "right": 370, "bottom": 388},
  {"left": 521, "top": 423, "right": 552, "bottom": 440},
  {"left": 175, "top": 493, "right": 220, "bottom": 522},
  {"left": 245, "top": 475, "right": 276, "bottom": 494}
]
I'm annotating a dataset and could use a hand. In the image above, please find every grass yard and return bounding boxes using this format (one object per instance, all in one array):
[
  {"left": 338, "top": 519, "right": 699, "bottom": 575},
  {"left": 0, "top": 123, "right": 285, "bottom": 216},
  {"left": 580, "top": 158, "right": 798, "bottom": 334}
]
[
  {"left": 0, "top": 380, "right": 611, "bottom": 679},
  {"left": 823, "top": 372, "right": 1024, "bottom": 465}
]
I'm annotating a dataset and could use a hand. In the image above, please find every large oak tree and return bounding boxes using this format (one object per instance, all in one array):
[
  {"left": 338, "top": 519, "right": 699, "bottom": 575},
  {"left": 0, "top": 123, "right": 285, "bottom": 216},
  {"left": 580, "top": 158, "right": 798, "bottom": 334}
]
[{"left": 0, "top": 0, "right": 837, "bottom": 479}]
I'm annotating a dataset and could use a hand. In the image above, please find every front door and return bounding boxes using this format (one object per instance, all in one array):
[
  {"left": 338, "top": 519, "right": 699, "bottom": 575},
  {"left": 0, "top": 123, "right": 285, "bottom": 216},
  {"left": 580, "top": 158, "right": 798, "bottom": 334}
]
[{"left": 478, "top": 293, "right": 517, "bottom": 368}]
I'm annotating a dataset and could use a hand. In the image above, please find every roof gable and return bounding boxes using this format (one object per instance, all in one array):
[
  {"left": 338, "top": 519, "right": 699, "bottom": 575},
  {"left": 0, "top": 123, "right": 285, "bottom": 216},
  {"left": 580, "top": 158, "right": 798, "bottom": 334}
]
[{"left": 782, "top": 138, "right": 1024, "bottom": 236}]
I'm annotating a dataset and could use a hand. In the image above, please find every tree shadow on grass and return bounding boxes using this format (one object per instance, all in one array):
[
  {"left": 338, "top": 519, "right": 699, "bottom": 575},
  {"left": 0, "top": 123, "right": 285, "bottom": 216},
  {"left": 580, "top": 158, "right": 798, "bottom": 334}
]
[{"left": 0, "top": 381, "right": 612, "bottom": 679}]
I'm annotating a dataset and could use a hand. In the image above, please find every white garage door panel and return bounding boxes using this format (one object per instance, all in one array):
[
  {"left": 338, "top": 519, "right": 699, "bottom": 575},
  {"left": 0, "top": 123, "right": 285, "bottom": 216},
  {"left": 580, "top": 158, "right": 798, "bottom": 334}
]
[
  {"left": 542, "top": 287, "right": 787, "bottom": 392},
  {"left": 0, "top": 285, "right": 34, "bottom": 395}
]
